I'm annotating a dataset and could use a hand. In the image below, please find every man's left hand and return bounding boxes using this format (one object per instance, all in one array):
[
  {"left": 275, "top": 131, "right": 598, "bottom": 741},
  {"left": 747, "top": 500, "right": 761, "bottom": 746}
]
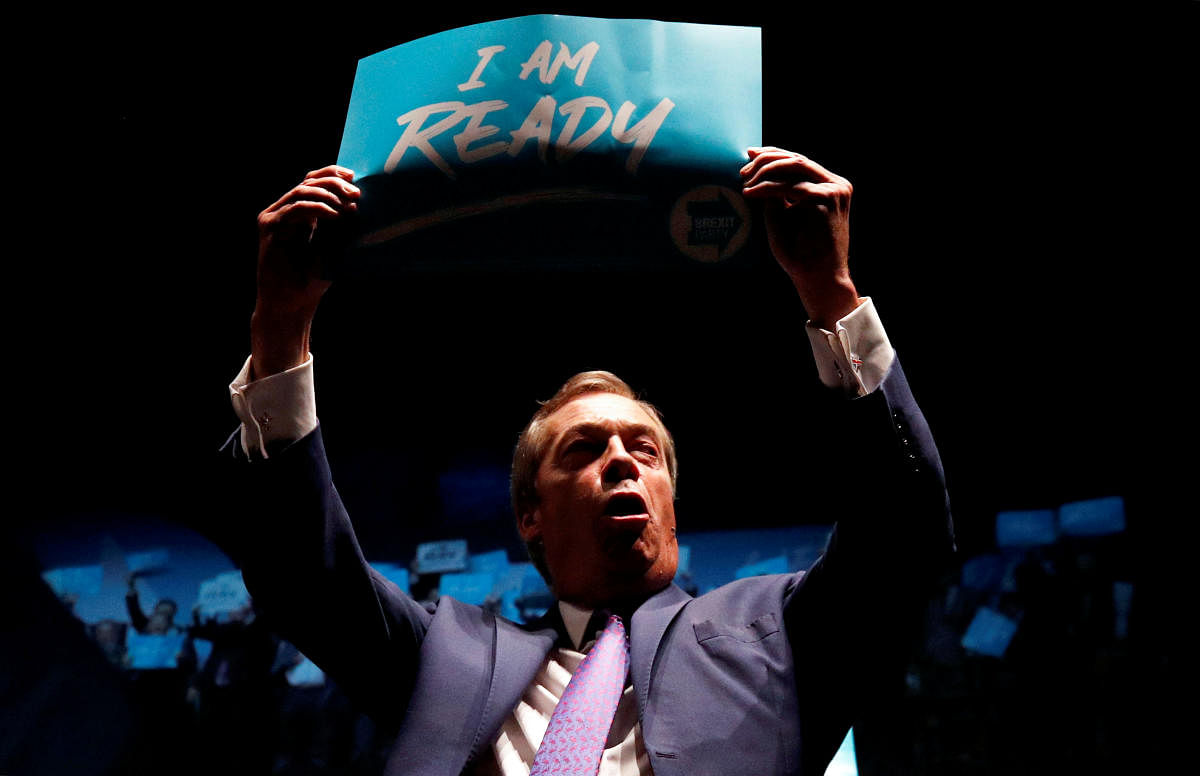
[{"left": 741, "top": 147, "right": 861, "bottom": 327}]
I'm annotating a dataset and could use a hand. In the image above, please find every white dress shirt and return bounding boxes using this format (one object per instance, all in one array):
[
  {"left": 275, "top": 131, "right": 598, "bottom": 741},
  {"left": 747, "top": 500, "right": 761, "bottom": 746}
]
[
  {"left": 227, "top": 298, "right": 895, "bottom": 775},
  {"left": 466, "top": 601, "right": 647, "bottom": 776}
]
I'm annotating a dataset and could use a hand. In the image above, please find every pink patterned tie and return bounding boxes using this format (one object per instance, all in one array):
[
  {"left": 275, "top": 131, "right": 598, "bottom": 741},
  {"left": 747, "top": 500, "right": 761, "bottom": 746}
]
[{"left": 529, "top": 614, "right": 629, "bottom": 776}]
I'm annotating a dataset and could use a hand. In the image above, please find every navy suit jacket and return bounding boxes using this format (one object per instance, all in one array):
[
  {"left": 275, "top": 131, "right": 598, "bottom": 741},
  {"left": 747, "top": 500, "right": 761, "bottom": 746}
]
[{"left": 216, "top": 357, "right": 954, "bottom": 776}]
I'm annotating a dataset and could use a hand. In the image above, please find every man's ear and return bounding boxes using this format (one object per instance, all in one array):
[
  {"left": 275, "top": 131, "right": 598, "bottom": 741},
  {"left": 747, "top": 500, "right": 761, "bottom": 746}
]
[{"left": 518, "top": 509, "right": 541, "bottom": 542}]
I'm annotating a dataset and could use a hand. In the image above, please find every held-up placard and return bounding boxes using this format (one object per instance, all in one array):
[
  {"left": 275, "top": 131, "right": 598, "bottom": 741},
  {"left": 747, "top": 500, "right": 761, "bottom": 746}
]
[{"left": 336, "top": 15, "right": 761, "bottom": 270}]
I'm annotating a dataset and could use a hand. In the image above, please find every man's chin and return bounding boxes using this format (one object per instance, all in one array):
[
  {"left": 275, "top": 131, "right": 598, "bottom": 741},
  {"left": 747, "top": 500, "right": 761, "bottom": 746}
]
[
  {"left": 602, "top": 533, "right": 657, "bottom": 570},
  {"left": 605, "top": 550, "right": 676, "bottom": 593}
]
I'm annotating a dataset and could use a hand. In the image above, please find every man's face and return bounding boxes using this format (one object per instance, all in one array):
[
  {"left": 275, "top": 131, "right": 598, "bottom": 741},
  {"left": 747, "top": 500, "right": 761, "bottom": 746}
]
[
  {"left": 519, "top": 392, "right": 678, "bottom": 608},
  {"left": 95, "top": 621, "right": 121, "bottom": 647},
  {"left": 147, "top": 613, "right": 171, "bottom": 635}
]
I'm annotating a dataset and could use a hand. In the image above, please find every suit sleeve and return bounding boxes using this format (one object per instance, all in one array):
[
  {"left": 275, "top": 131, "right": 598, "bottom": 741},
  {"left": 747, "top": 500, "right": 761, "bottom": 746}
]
[
  {"left": 210, "top": 425, "right": 433, "bottom": 731},
  {"left": 782, "top": 355, "right": 956, "bottom": 769}
]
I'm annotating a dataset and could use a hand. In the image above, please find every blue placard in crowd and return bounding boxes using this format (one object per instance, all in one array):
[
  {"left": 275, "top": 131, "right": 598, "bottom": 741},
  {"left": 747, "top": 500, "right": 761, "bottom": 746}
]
[
  {"left": 416, "top": 539, "right": 470, "bottom": 574},
  {"left": 195, "top": 570, "right": 250, "bottom": 619},
  {"left": 495, "top": 562, "right": 543, "bottom": 622},
  {"left": 286, "top": 654, "right": 326, "bottom": 687},
  {"left": 1058, "top": 496, "right": 1125, "bottom": 536},
  {"left": 126, "top": 548, "right": 171, "bottom": 574},
  {"left": 42, "top": 564, "right": 104, "bottom": 598},
  {"left": 468, "top": 549, "right": 511, "bottom": 574},
  {"left": 372, "top": 562, "right": 412, "bottom": 594},
  {"left": 439, "top": 571, "right": 499, "bottom": 605},
  {"left": 995, "top": 509, "right": 1058, "bottom": 547},
  {"left": 336, "top": 15, "right": 762, "bottom": 270},
  {"left": 961, "top": 607, "right": 1019, "bottom": 658}
]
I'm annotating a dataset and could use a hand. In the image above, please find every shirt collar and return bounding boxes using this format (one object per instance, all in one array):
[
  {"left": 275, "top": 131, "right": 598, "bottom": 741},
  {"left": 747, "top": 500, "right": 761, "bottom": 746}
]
[{"left": 557, "top": 600, "right": 593, "bottom": 651}]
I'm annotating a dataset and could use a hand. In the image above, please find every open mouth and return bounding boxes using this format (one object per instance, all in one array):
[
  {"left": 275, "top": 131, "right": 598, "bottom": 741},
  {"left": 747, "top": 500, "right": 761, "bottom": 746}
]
[{"left": 603, "top": 492, "right": 649, "bottom": 521}]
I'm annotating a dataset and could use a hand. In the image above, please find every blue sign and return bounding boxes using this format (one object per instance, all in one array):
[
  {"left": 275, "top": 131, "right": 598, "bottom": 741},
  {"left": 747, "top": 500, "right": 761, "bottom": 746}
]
[
  {"left": 372, "top": 562, "right": 412, "bottom": 594},
  {"left": 439, "top": 571, "right": 498, "bottom": 605},
  {"left": 469, "top": 549, "right": 510, "bottom": 574},
  {"left": 995, "top": 509, "right": 1057, "bottom": 547},
  {"left": 416, "top": 539, "right": 470, "bottom": 574},
  {"left": 336, "top": 15, "right": 762, "bottom": 269},
  {"left": 195, "top": 570, "right": 250, "bottom": 618},
  {"left": 961, "top": 607, "right": 1019, "bottom": 658},
  {"left": 42, "top": 564, "right": 104, "bottom": 597},
  {"left": 285, "top": 655, "right": 327, "bottom": 687},
  {"left": 126, "top": 548, "right": 171, "bottom": 574},
  {"left": 494, "top": 562, "right": 545, "bottom": 623},
  {"left": 1058, "top": 496, "right": 1125, "bottom": 537}
]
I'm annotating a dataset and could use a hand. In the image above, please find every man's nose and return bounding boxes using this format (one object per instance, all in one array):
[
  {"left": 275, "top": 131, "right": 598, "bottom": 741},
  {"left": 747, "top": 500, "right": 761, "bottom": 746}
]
[{"left": 601, "top": 437, "right": 639, "bottom": 483}]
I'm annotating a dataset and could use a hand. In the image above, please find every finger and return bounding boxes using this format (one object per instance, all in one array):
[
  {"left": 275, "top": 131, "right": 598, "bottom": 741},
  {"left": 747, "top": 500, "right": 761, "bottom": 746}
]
[
  {"left": 743, "top": 179, "right": 843, "bottom": 198},
  {"left": 265, "top": 182, "right": 354, "bottom": 215},
  {"left": 740, "top": 148, "right": 798, "bottom": 178},
  {"left": 303, "top": 165, "right": 356, "bottom": 182},
  {"left": 295, "top": 175, "right": 360, "bottom": 211},
  {"left": 300, "top": 174, "right": 362, "bottom": 201},
  {"left": 742, "top": 180, "right": 843, "bottom": 203},
  {"left": 745, "top": 145, "right": 789, "bottom": 159},
  {"left": 269, "top": 199, "right": 342, "bottom": 227},
  {"left": 742, "top": 155, "right": 835, "bottom": 190},
  {"left": 742, "top": 156, "right": 813, "bottom": 188},
  {"left": 790, "top": 155, "right": 842, "bottom": 184},
  {"left": 741, "top": 179, "right": 798, "bottom": 199}
]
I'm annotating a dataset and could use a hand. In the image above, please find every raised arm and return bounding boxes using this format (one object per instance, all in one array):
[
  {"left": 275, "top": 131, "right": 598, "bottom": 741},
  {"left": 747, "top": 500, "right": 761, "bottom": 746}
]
[
  {"left": 214, "top": 167, "right": 437, "bottom": 730},
  {"left": 740, "top": 145, "right": 953, "bottom": 573},
  {"left": 743, "top": 147, "right": 954, "bottom": 767},
  {"left": 124, "top": 575, "right": 149, "bottom": 634},
  {"left": 250, "top": 164, "right": 358, "bottom": 378},
  {"left": 740, "top": 146, "right": 860, "bottom": 328}
]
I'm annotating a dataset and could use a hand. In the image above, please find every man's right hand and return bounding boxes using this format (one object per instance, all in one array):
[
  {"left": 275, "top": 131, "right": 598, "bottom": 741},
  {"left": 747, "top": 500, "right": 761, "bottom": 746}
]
[{"left": 251, "top": 165, "right": 359, "bottom": 379}]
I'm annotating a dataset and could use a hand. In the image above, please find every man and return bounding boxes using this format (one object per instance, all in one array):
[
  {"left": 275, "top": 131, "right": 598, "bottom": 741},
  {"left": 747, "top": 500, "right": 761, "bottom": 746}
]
[
  {"left": 217, "top": 147, "right": 955, "bottom": 775},
  {"left": 125, "top": 575, "right": 183, "bottom": 635},
  {"left": 123, "top": 578, "right": 198, "bottom": 772},
  {"left": 187, "top": 600, "right": 278, "bottom": 776}
]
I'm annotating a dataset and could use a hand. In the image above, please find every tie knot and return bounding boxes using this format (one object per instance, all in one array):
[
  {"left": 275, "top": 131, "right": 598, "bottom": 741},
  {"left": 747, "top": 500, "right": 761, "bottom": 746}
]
[
  {"left": 601, "top": 613, "right": 625, "bottom": 640},
  {"left": 581, "top": 611, "right": 626, "bottom": 652}
]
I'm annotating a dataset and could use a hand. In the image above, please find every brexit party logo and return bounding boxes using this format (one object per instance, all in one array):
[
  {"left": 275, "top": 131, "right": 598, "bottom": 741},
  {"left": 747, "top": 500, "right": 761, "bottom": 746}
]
[{"left": 336, "top": 15, "right": 761, "bottom": 270}]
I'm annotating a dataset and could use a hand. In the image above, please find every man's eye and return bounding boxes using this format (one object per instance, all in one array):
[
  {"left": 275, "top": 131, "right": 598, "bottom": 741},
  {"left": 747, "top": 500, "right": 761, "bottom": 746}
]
[{"left": 564, "top": 440, "right": 602, "bottom": 456}]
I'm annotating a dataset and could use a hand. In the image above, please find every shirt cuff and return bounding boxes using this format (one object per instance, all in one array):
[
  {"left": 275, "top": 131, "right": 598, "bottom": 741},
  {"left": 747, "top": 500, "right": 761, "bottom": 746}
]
[
  {"left": 805, "top": 297, "right": 895, "bottom": 396},
  {"left": 228, "top": 355, "right": 318, "bottom": 458}
]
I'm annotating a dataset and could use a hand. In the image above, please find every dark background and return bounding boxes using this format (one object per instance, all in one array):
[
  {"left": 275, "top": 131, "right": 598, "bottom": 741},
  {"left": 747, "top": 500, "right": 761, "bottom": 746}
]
[
  {"left": 28, "top": 1, "right": 1188, "bottom": 545},
  {"left": 11, "top": 1, "right": 1190, "bottom": 772}
]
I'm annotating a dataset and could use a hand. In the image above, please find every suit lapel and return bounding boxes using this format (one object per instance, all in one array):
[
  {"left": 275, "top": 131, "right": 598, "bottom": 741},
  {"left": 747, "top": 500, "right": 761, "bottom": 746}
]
[
  {"left": 461, "top": 587, "right": 690, "bottom": 765},
  {"left": 469, "top": 613, "right": 559, "bottom": 761},
  {"left": 629, "top": 584, "right": 691, "bottom": 712}
]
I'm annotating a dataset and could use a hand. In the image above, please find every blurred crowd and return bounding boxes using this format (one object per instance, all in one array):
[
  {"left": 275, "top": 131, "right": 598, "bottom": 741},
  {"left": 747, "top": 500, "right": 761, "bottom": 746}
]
[
  {"left": 7, "top": 494, "right": 1168, "bottom": 775},
  {"left": 55, "top": 577, "right": 393, "bottom": 776}
]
